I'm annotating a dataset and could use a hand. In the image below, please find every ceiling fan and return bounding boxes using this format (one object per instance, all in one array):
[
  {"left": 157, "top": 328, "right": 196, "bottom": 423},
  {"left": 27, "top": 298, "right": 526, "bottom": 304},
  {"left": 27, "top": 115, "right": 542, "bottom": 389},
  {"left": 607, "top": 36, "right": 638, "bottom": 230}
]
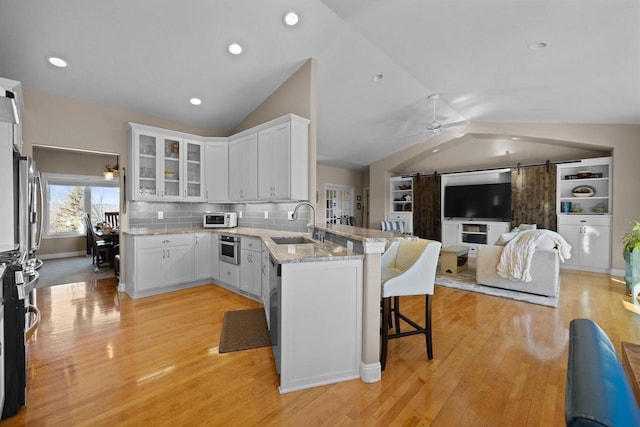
[{"left": 403, "top": 93, "right": 468, "bottom": 139}]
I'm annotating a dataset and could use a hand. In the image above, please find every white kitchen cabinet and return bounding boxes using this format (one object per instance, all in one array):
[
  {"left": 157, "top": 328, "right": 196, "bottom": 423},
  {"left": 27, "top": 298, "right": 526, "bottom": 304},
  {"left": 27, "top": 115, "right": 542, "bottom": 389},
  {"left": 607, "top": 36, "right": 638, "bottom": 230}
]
[
  {"left": 240, "top": 237, "right": 262, "bottom": 298},
  {"left": 204, "top": 140, "right": 229, "bottom": 202},
  {"left": 257, "top": 117, "right": 309, "bottom": 201},
  {"left": 228, "top": 133, "right": 258, "bottom": 201},
  {"left": 558, "top": 215, "right": 611, "bottom": 272},
  {"left": 219, "top": 262, "right": 240, "bottom": 289},
  {"left": 129, "top": 123, "right": 205, "bottom": 202},
  {"left": 193, "top": 233, "right": 211, "bottom": 281},
  {"left": 124, "top": 233, "right": 195, "bottom": 298},
  {"left": 211, "top": 233, "right": 220, "bottom": 280},
  {"left": 183, "top": 139, "right": 205, "bottom": 201}
]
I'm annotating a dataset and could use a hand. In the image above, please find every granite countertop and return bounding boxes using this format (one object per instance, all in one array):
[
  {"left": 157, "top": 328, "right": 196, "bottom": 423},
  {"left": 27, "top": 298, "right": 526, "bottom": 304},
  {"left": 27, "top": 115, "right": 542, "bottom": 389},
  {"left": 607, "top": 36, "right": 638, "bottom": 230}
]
[
  {"left": 316, "top": 224, "right": 418, "bottom": 242},
  {"left": 124, "top": 227, "right": 363, "bottom": 264}
]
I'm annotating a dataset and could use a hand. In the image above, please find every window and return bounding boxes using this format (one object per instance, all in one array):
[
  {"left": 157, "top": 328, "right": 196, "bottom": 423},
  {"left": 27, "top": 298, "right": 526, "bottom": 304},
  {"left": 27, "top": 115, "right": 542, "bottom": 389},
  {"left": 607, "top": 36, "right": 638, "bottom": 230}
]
[{"left": 42, "top": 173, "right": 120, "bottom": 238}]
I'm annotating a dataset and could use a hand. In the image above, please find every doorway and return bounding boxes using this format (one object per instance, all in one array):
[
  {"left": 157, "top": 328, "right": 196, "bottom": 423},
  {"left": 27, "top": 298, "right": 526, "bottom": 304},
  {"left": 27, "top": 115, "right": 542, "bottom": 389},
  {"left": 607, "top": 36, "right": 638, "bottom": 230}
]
[{"left": 324, "top": 184, "right": 354, "bottom": 225}]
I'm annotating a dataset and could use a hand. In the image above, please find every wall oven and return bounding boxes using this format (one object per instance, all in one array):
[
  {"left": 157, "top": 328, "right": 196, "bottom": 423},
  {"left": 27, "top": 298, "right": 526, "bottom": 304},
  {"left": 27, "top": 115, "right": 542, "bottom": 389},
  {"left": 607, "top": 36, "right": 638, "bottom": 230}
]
[{"left": 219, "top": 235, "right": 240, "bottom": 265}]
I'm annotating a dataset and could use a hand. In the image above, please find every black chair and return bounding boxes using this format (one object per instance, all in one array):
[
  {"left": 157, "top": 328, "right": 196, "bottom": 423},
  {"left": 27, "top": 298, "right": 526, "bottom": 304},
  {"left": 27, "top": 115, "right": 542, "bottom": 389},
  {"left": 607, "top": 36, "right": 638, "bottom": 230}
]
[
  {"left": 85, "top": 214, "right": 114, "bottom": 270},
  {"left": 348, "top": 216, "right": 356, "bottom": 226},
  {"left": 104, "top": 212, "right": 119, "bottom": 229}
]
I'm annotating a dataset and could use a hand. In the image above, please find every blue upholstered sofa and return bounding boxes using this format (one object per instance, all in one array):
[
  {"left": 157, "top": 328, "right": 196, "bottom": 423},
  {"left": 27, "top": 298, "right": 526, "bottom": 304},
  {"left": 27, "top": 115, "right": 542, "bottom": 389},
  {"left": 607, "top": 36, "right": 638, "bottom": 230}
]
[{"left": 566, "top": 318, "right": 640, "bottom": 426}]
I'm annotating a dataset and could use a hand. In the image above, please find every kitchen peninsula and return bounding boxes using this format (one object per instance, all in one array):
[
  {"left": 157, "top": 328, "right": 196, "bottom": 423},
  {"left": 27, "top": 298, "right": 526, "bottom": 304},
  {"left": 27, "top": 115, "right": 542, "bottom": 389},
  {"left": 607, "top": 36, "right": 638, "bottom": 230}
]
[{"left": 123, "top": 225, "right": 415, "bottom": 392}]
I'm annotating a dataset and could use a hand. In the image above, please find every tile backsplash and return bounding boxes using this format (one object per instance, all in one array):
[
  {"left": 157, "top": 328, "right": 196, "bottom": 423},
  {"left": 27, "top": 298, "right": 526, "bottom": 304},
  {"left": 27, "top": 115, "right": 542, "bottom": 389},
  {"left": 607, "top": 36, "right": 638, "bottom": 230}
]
[{"left": 128, "top": 201, "right": 312, "bottom": 233}]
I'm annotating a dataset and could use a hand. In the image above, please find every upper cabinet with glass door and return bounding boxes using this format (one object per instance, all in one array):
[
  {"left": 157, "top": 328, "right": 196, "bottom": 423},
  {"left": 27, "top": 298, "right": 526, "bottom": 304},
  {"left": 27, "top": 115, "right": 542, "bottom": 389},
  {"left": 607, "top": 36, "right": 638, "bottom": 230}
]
[
  {"left": 184, "top": 139, "right": 204, "bottom": 201},
  {"left": 129, "top": 123, "right": 204, "bottom": 202}
]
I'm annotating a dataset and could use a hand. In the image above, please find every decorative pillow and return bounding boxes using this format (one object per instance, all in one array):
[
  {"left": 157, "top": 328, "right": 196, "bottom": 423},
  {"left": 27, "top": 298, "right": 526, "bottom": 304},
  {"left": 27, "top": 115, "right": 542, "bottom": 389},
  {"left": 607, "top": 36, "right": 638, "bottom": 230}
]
[
  {"left": 495, "top": 232, "right": 519, "bottom": 246},
  {"left": 519, "top": 223, "right": 537, "bottom": 231}
]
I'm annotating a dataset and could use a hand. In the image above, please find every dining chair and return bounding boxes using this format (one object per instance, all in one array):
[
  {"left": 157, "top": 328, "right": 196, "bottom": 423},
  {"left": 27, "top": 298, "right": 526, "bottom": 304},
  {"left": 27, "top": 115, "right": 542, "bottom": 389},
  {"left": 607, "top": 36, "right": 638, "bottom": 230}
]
[
  {"left": 104, "top": 211, "right": 119, "bottom": 228},
  {"left": 380, "top": 239, "right": 441, "bottom": 371},
  {"left": 85, "top": 213, "right": 115, "bottom": 270}
]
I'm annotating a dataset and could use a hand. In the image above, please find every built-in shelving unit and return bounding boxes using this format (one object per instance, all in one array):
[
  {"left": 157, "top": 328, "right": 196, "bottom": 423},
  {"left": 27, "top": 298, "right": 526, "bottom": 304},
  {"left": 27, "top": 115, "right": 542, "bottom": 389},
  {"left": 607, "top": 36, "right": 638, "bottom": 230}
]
[
  {"left": 388, "top": 176, "right": 413, "bottom": 234},
  {"left": 390, "top": 176, "right": 413, "bottom": 213},
  {"left": 557, "top": 157, "right": 611, "bottom": 216}
]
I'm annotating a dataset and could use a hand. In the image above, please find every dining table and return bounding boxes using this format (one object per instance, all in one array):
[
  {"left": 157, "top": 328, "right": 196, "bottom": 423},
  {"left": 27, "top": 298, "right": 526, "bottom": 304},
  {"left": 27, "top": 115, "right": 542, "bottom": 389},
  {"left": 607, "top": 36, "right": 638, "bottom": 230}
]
[{"left": 93, "top": 227, "right": 120, "bottom": 266}]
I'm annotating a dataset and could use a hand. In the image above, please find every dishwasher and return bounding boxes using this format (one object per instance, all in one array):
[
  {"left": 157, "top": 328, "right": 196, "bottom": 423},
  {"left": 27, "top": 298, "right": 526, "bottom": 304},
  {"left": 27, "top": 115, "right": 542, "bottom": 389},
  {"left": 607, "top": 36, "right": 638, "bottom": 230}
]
[{"left": 269, "top": 255, "right": 281, "bottom": 373}]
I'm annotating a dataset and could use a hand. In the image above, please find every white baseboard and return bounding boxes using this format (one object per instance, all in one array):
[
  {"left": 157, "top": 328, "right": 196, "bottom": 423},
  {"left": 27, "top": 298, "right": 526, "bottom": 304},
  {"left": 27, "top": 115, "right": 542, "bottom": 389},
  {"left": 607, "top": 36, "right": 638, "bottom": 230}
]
[
  {"left": 611, "top": 268, "right": 624, "bottom": 277},
  {"left": 38, "top": 251, "right": 87, "bottom": 260},
  {"left": 360, "top": 361, "right": 381, "bottom": 383}
]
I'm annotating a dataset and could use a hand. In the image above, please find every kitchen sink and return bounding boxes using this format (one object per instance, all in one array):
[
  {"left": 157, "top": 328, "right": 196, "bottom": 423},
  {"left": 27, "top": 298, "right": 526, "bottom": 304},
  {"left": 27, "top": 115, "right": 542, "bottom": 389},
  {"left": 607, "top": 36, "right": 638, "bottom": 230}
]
[{"left": 271, "top": 236, "right": 315, "bottom": 245}]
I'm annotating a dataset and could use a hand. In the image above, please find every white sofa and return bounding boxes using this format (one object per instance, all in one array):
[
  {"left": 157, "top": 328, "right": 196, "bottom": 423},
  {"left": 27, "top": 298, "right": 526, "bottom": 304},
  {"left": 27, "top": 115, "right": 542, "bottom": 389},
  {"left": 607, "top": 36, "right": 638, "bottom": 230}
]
[{"left": 476, "top": 245, "right": 560, "bottom": 297}]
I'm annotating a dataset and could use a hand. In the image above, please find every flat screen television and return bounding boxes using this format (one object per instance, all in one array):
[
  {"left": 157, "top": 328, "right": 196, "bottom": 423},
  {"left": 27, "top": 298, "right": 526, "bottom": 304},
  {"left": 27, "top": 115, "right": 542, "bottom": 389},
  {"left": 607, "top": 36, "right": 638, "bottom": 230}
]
[{"left": 444, "top": 183, "right": 511, "bottom": 220}]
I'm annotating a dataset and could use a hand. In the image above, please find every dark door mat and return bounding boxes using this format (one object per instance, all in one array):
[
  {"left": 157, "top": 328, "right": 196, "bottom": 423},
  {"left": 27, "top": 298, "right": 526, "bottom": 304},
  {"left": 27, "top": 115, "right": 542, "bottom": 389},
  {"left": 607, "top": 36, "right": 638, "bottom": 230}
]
[{"left": 219, "top": 308, "right": 271, "bottom": 353}]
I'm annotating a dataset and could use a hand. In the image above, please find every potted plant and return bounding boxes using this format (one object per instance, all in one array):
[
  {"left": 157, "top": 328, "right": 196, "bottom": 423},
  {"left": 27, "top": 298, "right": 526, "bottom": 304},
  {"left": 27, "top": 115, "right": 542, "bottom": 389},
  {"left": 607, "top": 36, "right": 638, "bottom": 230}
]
[{"left": 622, "top": 220, "right": 640, "bottom": 296}]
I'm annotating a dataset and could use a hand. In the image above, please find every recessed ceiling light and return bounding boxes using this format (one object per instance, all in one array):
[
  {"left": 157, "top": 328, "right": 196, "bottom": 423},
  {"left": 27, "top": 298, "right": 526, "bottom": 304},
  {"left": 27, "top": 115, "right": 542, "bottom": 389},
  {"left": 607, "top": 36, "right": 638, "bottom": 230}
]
[
  {"left": 432, "top": 148, "right": 440, "bottom": 153},
  {"left": 228, "top": 43, "right": 243, "bottom": 55},
  {"left": 283, "top": 11, "right": 300, "bottom": 26},
  {"left": 190, "top": 98, "right": 202, "bottom": 106},
  {"left": 48, "top": 56, "right": 68, "bottom": 68},
  {"left": 528, "top": 41, "right": 548, "bottom": 50},
  {"left": 372, "top": 73, "right": 384, "bottom": 82},
  {"left": 511, "top": 137, "right": 521, "bottom": 140}
]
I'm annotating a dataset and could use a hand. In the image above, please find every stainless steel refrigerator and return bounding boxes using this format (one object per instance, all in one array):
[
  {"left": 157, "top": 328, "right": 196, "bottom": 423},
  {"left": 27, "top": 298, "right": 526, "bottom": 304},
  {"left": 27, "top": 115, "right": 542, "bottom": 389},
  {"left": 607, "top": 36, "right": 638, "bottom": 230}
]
[{"left": 0, "top": 78, "right": 40, "bottom": 419}]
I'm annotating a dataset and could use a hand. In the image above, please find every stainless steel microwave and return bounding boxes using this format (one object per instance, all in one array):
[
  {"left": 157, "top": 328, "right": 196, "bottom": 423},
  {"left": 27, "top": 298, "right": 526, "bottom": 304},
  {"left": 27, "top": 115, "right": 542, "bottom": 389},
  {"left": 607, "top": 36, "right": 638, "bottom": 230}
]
[{"left": 203, "top": 212, "right": 237, "bottom": 228}]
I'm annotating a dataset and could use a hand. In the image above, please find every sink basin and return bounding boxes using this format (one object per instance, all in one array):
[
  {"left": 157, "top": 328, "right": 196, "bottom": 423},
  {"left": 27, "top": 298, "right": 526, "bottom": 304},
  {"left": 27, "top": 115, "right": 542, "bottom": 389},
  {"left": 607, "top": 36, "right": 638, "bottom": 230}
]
[{"left": 271, "top": 236, "right": 315, "bottom": 245}]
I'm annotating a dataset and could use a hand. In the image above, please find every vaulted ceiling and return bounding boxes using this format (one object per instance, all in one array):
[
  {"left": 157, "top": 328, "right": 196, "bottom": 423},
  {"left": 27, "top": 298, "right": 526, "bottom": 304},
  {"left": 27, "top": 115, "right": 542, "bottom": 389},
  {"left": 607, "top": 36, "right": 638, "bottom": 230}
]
[{"left": 1, "top": 0, "right": 638, "bottom": 170}]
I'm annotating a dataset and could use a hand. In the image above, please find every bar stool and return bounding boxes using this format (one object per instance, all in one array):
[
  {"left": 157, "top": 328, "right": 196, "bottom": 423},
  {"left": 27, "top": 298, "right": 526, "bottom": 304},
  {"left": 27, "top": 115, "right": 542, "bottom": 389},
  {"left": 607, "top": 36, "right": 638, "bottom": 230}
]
[{"left": 380, "top": 239, "right": 441, "bottom": 371}]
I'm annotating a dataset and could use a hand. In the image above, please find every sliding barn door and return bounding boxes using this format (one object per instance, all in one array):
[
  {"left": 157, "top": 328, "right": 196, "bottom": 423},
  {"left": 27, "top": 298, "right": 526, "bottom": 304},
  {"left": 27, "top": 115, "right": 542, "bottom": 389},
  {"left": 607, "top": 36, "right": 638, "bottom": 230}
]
[
  {"left": 511, "top": 165, "right": 557, "bottom": 231},
  {"left": 413, "top": 174, "right": 441, "bottom": 241}
]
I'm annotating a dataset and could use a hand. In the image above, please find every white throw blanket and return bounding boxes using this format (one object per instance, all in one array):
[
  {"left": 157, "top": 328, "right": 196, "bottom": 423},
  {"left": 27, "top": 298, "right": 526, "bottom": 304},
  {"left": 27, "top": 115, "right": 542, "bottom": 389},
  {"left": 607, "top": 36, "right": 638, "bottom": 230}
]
[{"left": 497, "top": 230, "right": 571, "bottom": 282}]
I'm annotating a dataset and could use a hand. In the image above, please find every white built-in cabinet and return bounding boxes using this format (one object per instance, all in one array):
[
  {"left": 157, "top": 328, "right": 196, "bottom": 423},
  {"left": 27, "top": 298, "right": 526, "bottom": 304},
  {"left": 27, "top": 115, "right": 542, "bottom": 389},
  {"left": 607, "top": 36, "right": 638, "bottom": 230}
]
[
  {"left": 125, "top": 234, "right": 195, "bottom": 298},
  {"left": 228, "top": 133, "right": 258, "bottom": 201},
  {"left": 557, "top": 216, "right": 611, "bottom": 272},
  {"left": 129, "top": 124, "right": 204, "bottom": 202},
  {"left": 193, "top": 232, "right": 211, "bottom": 281},
  {"left": 441, "top": 220, "right": 510, "bottom": 254},
  {"left": 129, "top": 114, "right": 309, "bottom": 203},
  {"left": 556, "top": 156, "right": 612, "bottom": 272},
  {"left": 240, "top": 237, "right": 262, "bottom": 298},
  {"left": 204, "top": 141, "right": 228, "bottom": 202},
  {"left": 257, "top": 118, "right": 309, "bottom": 201}
]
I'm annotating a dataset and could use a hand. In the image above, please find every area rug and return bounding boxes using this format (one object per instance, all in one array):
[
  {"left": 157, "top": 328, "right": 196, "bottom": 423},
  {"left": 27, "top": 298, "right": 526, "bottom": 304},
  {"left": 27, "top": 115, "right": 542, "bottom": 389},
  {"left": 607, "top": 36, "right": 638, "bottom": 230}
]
[
  {"left": 435, "top": 261, "right": 558, "bottom": 308},
  {"left": 219, "top": 308, "right": 271, "bottom": 353},
  {"left": 36, "top": 256, "right": 115, "bottom": 288}
]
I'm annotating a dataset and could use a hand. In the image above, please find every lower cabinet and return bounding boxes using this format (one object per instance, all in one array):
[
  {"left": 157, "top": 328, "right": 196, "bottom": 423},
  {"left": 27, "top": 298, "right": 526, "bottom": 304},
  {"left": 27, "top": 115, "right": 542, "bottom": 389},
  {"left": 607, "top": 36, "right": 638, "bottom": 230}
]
[
  {"left": 219, "top": 261, "right": 240, "bottom": 289},
  {"left": 211, "top": 233, "right": 220, "bottom": 280},
  {"left": 241, "top": 237, "right": 262, "bottom": 298},
  {"left": 558, "top": 215, "right": 611, "bottom": 272},
  {"left": 125, "top": 233, "right": 195, "bottom": 298},
  {"left": 441, "top": 220, "right": 510, "bottom": 252},
  {"left": 194, "top": 232, "right": 211, "bottom": 281}
]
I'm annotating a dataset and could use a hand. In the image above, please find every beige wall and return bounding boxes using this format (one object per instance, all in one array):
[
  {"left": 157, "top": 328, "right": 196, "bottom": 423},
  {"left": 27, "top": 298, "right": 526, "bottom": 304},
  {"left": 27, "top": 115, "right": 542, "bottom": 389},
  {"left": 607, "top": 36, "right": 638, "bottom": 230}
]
[
  {"left": 232, "top": 58, "right": 317, "bottom": 205},
  {"left": 33, "top": 147, "right": 117, "bottom": 256},
  {"left": 21, "top": 89, "right": 224, "bottom": 265},
  {"left": 317, "top": 164, "right": 367, "bottom": 226},
  {"left": 369, "top": 121, "right": 640, "bottom": 271}
]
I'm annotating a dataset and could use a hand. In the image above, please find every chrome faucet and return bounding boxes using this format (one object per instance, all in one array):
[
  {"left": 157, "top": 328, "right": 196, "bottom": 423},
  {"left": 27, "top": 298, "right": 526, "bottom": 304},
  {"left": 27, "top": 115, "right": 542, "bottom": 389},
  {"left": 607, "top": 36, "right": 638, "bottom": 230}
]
[{"left": 292, "top": 201, "right": 321, "bottom": 240}]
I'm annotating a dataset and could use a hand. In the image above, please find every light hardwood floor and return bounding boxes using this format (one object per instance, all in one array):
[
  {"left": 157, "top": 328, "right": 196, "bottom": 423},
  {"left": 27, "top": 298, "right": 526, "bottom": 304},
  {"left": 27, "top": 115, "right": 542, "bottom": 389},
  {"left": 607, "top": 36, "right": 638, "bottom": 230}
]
[{"left": 3, "top": 269, "right": 639, "bottom": 426}]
